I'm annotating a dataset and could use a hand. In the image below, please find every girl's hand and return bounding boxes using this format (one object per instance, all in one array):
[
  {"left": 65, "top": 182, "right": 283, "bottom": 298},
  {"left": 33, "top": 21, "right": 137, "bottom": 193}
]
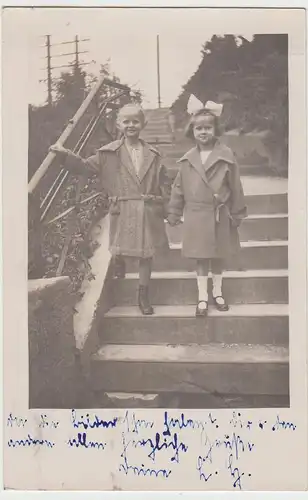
[
  {"left": 49, "top": 143, "right": 70, "bottom": 156},
  {"left": 231, "top": 217, "right": 241, "bottom": 228},
  {"left": 167, "top": 215, "right": 181, "bottom": 227}
]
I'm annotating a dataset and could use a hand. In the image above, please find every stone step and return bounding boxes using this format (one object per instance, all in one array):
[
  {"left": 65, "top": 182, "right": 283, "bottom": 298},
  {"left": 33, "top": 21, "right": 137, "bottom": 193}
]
[
  {"left": 157, "top": 392, "right": 289, "bottom": 409},
  {"left": 143, "top": 122, "right": 171, "bottom": 131},
  {"left": 141, "top": 134, "right": 174, "bottom": 144},
  {"left": 125, "top": 241, "right": 288, "bottom": 272},
  {"left": 105, "top": 392, "right": 160, "bottom": 408},
  {"left": 164, "top": 163, "right": 281, "bottom": 181},
  {"left": 143, "top": 132, "right": 172, "bottom": 141},
  {"left": 144, "top": 128, "right": 171, "bottom": 136},
  {"left": 91, "top": 343, "right": 289, "bottom": 396},
  {"left": 141, "top": 128, "right": 171, "bottom": 135},
  {"left": 100, "top": 303, "right": 288, "bottom": 346},
  {"left": 244, "top": 193, "right": 287, "bottom": 214},
  {"left": 145, "top": 108, "right": 170, "bottom": 117},
  {"left": 112, "top": 269, "right": 288, "bottom": 306},
  {"left": 144, "top": 117, "right": 171, "bottom": 129},
  {"left": 159, "top": 145, "right": 189, "bottom": 158},
  {"left": 166, "top": 214, "right": 288, "bottom": 243},
  {"left": 93, "top": 391, "right": 289, "bottom": 409},
  {"left": 162, "top": 188, "right": 287, "bottom": 216},
  {"left": 144, "top": 122, "right": 171, "bottom": 131}
]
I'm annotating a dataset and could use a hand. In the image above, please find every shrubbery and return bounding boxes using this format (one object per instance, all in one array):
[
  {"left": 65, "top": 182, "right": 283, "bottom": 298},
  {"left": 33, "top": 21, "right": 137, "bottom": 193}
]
[{"left": 171, "top": 34, "right": 288, "bottom": 172}]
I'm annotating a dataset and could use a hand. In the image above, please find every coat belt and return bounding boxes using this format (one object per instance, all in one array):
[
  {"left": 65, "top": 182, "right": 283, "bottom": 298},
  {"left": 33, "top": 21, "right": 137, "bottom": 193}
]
[
  {"left": 215, "top": 202, "right": 233, "bottom": 223},
  {"left": 108, "top": 195, "right": 163, "bottom": 204}
]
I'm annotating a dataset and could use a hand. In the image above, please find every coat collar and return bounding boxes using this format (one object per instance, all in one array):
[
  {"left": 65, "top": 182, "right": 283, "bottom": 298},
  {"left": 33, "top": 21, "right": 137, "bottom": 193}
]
[
  {"left": 138, "top": 140, "right": 160, "bottom": 182},
  {"left": 99, "top": 137, "right": 160, "bottom": 184},
  {"left": 177, "top": 142, "right": 235, "bottom": 185}
]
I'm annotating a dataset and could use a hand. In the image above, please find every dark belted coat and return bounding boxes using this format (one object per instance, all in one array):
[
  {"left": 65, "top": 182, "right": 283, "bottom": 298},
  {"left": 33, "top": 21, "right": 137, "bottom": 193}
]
[
  {"left": 63, "top": 138, "right": 170, "bottom": 258},
  {"left": 168, "top": 142, "right": 247, "bottom": 260}
]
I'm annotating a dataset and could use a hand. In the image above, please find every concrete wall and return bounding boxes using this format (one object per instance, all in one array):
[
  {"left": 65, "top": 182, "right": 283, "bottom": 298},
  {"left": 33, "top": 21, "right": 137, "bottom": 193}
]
[{"left": 28, "top": 276, "right": 84, "bottom": 408}]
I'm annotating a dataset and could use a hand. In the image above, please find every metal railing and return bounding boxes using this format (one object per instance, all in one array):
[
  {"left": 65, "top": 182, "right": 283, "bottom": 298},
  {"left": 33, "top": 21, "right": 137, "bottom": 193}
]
[{"left": 28, "top": 76, "right": 131, "bottom": 278}]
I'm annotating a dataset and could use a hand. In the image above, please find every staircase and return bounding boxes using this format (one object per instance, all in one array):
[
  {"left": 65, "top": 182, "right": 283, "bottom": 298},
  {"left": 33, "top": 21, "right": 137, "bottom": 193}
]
[
  {"left": 87, "top": 109, "right": 289, "bottom": 409},
  {"left": 141, "top": 107, "right": 175, "bottom": 145}
]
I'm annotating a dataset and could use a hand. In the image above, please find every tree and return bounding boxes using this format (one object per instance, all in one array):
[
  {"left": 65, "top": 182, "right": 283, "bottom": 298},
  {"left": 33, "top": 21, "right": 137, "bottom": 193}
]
[
  {"left": 171, "top": 34, "right": 288, "bottom": 171},
  {"left": 54, "top": 66, "right": 87, "bottom": 110}
]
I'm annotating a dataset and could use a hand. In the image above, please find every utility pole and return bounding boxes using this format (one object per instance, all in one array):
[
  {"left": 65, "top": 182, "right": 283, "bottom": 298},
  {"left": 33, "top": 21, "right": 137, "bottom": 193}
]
[
  {"left": 46, "top": 35, "right": 52, "bottom": 107},
  {"left": 156, "top": 34, "right": 161, "bottom": 108},
  {"left": 74, "top": 35, "right": 79, "bottom": 73},
  {"left": 40, "top": 35, "right": 91, "bottom": 106}
]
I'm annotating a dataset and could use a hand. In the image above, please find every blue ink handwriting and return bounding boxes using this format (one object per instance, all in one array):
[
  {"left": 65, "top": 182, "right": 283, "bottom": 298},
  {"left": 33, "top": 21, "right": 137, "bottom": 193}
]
[
  {"left": 122, "top": 431, "right": 188, "bottom": 463},
  {"left": 227, "top": 452, "right": 251, "bottom": 490},
  {"left": 8, "top": 434, "right": 55, "bottom": 448},
  {"left": 119, "top": 411, "right": 154, "bottom": 434},
  {"left": 7, "top": 413, "right": 27, "bottom": 428},
  {"left": 71, "top": 409, "right": 117, "bottom": 430},
  {"left": 39, "top": 414, "right": 59, "bottom": 429},
  {"left": 119, "top": 433, "right": 171, "bottom": 479},
  {"left": 163, "top": 411, "right": 218, "bottom": 438},
  {"left": 68, "top": 432, "right": 106, "bottom": 450},
  {"left": 272, "top": 415, "right": 296, "bottom": 431},
  {"left": 6, "top": 410, "right": 298, "bottom": 488}
]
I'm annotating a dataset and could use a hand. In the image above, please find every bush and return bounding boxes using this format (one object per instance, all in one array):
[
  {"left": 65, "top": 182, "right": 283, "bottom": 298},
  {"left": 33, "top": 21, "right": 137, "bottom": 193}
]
[{"left": 171, "top": 34, "right": 288, "bottom": 173}]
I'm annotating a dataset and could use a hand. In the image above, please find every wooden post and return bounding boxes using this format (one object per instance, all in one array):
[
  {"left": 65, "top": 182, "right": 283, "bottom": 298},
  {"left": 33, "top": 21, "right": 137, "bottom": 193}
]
[
  {"left": 74, "top": 35, "right": 79, "bottom": 72},
  {"left": 46, "top": 35, "right": 52, "bottom": 107},
  {"left": 28, "top": 74, "right": 109, "bottom": 195},
  {"left": 157, "top": 35, "right": 161, "bottom": 108}
]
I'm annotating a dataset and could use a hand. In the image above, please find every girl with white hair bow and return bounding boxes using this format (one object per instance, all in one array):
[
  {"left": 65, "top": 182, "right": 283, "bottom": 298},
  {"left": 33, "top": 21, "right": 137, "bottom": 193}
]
[{"left": 168, "top": 95, "right": 247, "bottom": 317}]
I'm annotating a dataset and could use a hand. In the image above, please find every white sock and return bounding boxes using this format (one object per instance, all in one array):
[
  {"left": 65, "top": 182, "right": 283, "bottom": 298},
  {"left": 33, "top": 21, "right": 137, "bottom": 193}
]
[
  {"left": 212, "top": 274, "right": 223, "bottom": 298},
  {"left": 197, "top": 276, "right": 208, "bottom": 308}
]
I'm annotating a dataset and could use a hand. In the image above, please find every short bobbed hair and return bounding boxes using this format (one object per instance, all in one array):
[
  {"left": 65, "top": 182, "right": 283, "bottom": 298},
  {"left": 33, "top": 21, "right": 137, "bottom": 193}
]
[
  {"left": 185, "top": 110, "right": 221, "bottom": 141},
  {"left": 117, "top": 103, "right": 146, "bottom": 124}
]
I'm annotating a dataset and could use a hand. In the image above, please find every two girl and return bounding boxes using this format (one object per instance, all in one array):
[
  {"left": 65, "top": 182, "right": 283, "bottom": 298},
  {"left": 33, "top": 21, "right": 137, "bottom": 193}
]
[
  {"left": 168, "top": 100, "right": 247, "bottom": 317},
  {"left": 50, "top": 99, "right": 246, "bottom": 319}
]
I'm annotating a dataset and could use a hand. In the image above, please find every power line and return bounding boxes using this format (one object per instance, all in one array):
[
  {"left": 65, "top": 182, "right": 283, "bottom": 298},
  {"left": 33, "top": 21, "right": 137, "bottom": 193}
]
[
  {"left": 41, "top": 51, "right": 89, "bottom": 59},
  {"left": 41, "top": 35, "right": 91, "bottom": 106}
]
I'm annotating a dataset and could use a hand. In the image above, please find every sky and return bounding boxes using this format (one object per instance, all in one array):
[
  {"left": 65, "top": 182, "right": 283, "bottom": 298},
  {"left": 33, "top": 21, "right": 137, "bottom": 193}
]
[{"left": 23, "top": 8, "right": 254, "bottom": 109}]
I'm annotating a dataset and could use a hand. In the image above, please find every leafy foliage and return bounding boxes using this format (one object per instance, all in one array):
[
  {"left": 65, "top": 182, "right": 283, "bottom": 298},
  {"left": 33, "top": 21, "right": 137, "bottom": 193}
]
[
  {"left": 171, "top": 34, "right": 288, "bottom": 170},
  {"left": 28, "top": 64, "right": 140, "bottom": 290}
]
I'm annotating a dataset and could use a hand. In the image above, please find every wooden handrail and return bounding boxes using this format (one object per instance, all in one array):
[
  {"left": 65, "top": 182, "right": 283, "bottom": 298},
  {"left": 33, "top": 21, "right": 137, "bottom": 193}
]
[
  {"left": 28, "top": 76, "right": 130, "bottom": 195},
  {"left": 39, "top": 92, "right": 126, "bottom": 222},
  {"left": 28, "top": 76, "right": 131, "bottom": 279},
  {"left": 103, "top": 78, "right": 131, "bottom": 91}
]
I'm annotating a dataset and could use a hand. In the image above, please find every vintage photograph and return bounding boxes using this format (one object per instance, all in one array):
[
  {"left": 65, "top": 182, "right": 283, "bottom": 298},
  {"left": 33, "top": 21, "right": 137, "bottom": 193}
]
[{"left": 27, "top": 9, "right": 289, "bottom": 410}]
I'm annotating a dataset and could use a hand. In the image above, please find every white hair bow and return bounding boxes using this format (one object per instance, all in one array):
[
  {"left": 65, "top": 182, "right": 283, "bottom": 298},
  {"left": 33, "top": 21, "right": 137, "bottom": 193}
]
[{"left": 187, "top": 94, "right": 223, "bottom": 117}]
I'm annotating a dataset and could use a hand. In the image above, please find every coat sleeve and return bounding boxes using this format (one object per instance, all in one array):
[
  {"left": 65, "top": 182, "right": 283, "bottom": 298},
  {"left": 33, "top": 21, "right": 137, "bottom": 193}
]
[
  {"left": 168, "top": 168, "right": 185, "bottom": 224},
  {"left": 228, "top": 159, "right": 247, "bottom": 223},
  {"left": 158, "top": 162, "right": 172, "bottom": 218},
  {"left": 61, "top": 150, "right": 101, "bottom": 177}
]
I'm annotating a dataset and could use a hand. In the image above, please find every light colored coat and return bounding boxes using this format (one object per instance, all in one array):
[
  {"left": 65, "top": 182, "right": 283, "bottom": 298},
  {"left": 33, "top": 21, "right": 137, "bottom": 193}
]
[
  {"left": 64, "top": 138, "right": 170, "bottom": 258},
  {"left": 168, "top": 142, "right": 247, "bottom": 260}
]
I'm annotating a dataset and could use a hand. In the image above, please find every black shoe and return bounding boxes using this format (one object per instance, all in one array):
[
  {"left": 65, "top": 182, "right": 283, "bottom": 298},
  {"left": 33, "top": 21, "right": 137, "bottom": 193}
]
[
  {"left": 213, "top": 295, "right": 229, "bottom": 311},
  {"left": 114, "top": 256, "right": 126, "bottom": 279},
  {"left": 138, "top": 285, "right": 154, "bottom": 315},
  {"left": 195, "top": 300, "right": 208, "bottom": 317}
]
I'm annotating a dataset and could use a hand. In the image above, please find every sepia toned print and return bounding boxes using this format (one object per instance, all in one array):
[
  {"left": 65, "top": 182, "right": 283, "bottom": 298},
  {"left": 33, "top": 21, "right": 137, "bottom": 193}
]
[
  {"left": 3, "top": 5, "right": 307, "bottom": 492},
  {"left": 27, "top": 21, "right": 289, "bottom": 410}
]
